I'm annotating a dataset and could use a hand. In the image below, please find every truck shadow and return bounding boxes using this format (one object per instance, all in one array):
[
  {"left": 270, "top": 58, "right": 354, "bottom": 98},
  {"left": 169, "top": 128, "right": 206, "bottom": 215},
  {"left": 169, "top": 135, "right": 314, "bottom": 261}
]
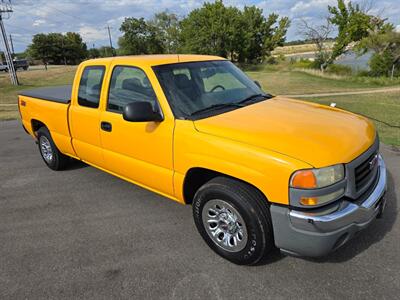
[
  {"left": 304, "top": 170, "right": 398, "bottom": 264},
  {"left": 64, "top": 159, "right": 88, "bottom": 171}
]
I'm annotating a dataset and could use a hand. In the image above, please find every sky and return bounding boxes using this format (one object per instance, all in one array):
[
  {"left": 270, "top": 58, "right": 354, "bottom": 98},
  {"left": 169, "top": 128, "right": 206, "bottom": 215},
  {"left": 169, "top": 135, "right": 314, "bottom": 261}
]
[{"left": 1, "top": 0, "right": 399, "bottom": 53}]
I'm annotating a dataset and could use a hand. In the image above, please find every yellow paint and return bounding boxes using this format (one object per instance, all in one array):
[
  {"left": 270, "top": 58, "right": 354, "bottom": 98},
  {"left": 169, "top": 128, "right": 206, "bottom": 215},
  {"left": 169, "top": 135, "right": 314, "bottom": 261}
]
[
  {"left": 194, "top": 97, "right": 376, "bottom": 168},
  {"left": 19, "top": 55, "right": 376, "bottom": 205}
]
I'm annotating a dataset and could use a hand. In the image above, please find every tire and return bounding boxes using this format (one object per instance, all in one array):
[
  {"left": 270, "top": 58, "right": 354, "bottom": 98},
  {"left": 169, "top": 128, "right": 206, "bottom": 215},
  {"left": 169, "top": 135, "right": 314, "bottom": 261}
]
[
  {"left": 36, "top": 127, "right": 69, "bottom": 170},
  {"left": 193, "top": 177, "right": 274, "bottom": 265}
]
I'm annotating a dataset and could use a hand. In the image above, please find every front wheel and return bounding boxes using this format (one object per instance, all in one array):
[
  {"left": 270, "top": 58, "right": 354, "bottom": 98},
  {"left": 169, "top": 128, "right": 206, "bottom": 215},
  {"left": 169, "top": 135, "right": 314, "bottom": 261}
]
[{"left": 193, "top": 177, "right": 274, "bottom": 265}]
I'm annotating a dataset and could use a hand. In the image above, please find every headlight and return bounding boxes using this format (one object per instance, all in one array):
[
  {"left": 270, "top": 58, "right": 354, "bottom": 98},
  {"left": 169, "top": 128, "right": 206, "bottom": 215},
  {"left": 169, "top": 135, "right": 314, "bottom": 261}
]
[{"left": 290, "top": 164, "right": 345, "bottom": 189}]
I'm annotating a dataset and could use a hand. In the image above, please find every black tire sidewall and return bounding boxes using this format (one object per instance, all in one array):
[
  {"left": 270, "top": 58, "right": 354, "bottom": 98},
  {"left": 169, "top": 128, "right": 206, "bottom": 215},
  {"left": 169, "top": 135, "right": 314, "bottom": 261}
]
[
  {"left": 37, "top": 128, "right": 62, "bottom": 170},
  {"left": 193, "top": 183, "right": 270, "bottom": 265}
]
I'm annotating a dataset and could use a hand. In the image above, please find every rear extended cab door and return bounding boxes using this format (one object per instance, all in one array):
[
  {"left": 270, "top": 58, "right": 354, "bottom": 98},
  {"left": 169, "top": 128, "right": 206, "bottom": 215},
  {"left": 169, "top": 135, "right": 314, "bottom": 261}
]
[
  {"left": 98, "top": 61, "right": 176, "bottom": 198},
  {"left": 69, "top": 60, "right": 110, "bottom": 167}
]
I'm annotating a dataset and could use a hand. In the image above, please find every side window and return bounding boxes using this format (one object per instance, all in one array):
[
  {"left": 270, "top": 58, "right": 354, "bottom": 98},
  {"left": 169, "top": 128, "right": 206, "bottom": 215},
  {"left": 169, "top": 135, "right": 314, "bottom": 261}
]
[
  {"left": 78, "top": 66, "right": 105, "bottom": 108},
  {"left": 108, "top": 66, "right": 158, "bottom": 113}
]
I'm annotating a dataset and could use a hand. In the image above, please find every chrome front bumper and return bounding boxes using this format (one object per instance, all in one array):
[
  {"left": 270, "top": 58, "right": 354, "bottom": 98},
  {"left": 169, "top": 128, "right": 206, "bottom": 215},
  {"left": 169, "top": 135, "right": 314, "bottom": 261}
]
[{"left": 270, "top": 155, "right": 387, "bottom": 257}]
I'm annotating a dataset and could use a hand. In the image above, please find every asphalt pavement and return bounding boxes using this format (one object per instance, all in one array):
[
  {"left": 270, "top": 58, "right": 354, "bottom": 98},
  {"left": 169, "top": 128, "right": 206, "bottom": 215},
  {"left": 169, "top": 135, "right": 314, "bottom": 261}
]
[{"left": 0, "top": 120, "right": 399, "bottom": 299}]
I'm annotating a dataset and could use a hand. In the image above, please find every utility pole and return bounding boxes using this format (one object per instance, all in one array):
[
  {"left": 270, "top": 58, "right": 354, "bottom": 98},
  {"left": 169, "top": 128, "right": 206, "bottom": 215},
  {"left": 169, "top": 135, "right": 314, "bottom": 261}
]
[
  {"left": 105, "top": 25, "right": 115, "bottom": 56},
  {"left": 0, "top": 0, "right": 18, "bottom": 85}
]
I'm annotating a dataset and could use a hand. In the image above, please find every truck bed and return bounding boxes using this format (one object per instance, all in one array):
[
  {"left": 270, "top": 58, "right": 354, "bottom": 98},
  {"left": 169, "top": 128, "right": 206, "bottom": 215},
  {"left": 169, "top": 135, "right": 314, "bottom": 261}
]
[
  {"left": 18, "top": 85, "right": 76, "bottom": 158},
  {"left": 18, "top": 85, "right": 72, "bottom": 104}
]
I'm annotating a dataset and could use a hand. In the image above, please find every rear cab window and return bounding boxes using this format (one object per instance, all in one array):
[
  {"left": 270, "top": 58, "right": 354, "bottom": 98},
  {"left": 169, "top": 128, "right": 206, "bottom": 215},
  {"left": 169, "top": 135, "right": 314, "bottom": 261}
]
[{"left": 78, "top": 66, "right": 105, "bottom": 108}]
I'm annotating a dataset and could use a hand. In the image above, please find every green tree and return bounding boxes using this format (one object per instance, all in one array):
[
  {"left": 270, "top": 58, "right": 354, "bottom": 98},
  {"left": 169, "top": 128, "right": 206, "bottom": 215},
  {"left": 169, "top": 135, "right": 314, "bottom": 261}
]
[
  {"left": 357, "top": 27, "right": 400, "bottom": 78},
  {"left": 87, "top": 48, "right": 101, "bottom": 59},
  {"left": 63, "top": 32, "right": 88, "bottom": 64},
  {"left": 27, "top": 32, "right": 87, "bottom": 66},
  {"left": 180, "top": 1, "right": 289, "bottom": 63},
  {"left": 180, "top": 1, "right": 239, "bottom": 58},
  {"left": 118, "top": 17, "right": 164, "bottom": 55},
  {"left": 239, "top": 9, "right": 290, "bottom": 63},
  {"left": 149, "top": 11, "right": 181, "bottom": 53},
  {"left": 298, "top": 19, "right": 333, "bottom": 71},
  {"left": 27, "top": 33, "right": 54, "bottom": 67},
  {"left": 327, "top": 0, "right": 378, "bottom": 67},
  {"left": 263, "top": 14, "right": 290, "bottom": 58},
  {"left": 238, "top": 6, "right": 266, "bottom": 62},
  {"left": 98, "top": 46, "right": 114, "bottom": 57}
]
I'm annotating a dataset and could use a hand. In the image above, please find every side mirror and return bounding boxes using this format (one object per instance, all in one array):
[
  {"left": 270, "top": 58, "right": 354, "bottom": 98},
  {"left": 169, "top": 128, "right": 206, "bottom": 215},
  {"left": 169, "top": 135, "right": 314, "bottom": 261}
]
[
  {"left": 254, "top": 80, "right": 262, "bottom": 89},
  {"left": 123, "top": 101, "right": 163, "bottom": 122}
]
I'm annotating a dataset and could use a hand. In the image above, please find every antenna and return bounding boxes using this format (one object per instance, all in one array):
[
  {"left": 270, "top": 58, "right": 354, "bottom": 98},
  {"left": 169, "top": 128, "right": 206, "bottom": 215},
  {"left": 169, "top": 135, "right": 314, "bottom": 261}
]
[{"left": 0, "top": 0, "right": 19, "bottom": 85}]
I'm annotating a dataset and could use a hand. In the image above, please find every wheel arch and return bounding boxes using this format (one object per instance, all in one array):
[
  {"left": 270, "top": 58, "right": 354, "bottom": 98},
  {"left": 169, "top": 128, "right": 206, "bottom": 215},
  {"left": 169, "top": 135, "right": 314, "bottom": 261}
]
[
  {"left": 182, "top": 167, "right": 269, "bottom": 205},
  {"left": 31, "top": 119, "right": 47, "bottom": 136}
]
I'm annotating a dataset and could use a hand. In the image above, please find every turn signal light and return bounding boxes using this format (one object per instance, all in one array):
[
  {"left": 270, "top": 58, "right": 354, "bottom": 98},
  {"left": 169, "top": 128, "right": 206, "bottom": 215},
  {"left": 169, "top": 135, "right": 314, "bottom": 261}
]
[
  {"left": 300, "top": 197, "right": 318, "bottom": 206},
  {"left": 298, "top": 188, "right": 345, "bottom": 206},
  {"left": 291, "top": 170, "right": 317, "bottom": 189}
]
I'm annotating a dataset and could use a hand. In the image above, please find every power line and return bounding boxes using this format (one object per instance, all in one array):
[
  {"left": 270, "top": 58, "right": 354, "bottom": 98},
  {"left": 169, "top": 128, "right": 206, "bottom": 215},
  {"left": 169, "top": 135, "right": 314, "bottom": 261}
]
[
  {"left": 5, "top": 1, "right": 119, "bottom": 53},
  {"left": 46, "top": 4, "right": 83, "bottom": 21},
  {"left": 0, "top": 0, "right": 19, "bottom": 85}
]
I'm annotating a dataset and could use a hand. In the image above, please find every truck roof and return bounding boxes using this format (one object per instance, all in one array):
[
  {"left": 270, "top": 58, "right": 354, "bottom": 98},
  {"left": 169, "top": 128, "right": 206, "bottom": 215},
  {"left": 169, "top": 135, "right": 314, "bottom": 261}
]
[{"left": 83, "top": 54, "right": 226, "bottom": 67}]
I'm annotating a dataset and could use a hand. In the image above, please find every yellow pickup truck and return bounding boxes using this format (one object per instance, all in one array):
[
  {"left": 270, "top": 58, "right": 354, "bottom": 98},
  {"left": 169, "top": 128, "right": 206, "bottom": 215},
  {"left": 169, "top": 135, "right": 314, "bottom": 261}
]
[{"left": 18, "top": 55, "right": 387, "bottom": 265}]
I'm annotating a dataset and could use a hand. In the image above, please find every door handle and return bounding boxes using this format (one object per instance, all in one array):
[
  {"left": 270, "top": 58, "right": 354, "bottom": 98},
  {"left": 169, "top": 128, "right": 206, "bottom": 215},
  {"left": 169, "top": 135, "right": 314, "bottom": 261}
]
[{"left": 101, "top": 121, "right": 112, "bottom": 132}]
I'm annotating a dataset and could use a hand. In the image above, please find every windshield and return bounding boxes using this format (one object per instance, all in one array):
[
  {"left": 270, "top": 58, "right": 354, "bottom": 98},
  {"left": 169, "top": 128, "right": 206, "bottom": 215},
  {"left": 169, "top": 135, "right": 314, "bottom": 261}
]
[{"left": 153, "top": 60, "right": 270, "bottom": 119}]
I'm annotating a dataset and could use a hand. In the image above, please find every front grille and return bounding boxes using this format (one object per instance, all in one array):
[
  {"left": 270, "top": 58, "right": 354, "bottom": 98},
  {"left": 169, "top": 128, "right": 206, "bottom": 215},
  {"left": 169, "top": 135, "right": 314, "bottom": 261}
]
[{"left": 354, "top": 152, "right": 378, "bottom": 191}]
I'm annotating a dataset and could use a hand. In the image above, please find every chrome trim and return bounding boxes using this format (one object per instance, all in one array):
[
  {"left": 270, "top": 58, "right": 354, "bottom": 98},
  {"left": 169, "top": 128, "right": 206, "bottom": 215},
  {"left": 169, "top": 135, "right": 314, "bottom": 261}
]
[
  {"left": 361, "top": 154, "right": 386, "bottom": 208},
  {"left": 202, "top": 199, "right": 248, "bottom": 252},
  {"left": 39, "top": 136, "right": 53, "bottom": 163},
  {"left": 345, "top": 138, "right": 379, "bottom": 199},
  {"left": 289, "top": 155, "right": 386, "bottom": 232}
]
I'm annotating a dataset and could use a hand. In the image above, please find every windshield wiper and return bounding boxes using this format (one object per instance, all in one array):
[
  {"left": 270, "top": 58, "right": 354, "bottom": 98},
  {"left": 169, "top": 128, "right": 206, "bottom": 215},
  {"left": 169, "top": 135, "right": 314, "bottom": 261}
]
[
  {"left": 189, "top": 94, "right": 273, "bottom": 117},
  {"left": 190, "top": 103, "right": 244, "bottom": 116},
  {"left": 236, "top": 93, "right": 273, "bottom": 105}
]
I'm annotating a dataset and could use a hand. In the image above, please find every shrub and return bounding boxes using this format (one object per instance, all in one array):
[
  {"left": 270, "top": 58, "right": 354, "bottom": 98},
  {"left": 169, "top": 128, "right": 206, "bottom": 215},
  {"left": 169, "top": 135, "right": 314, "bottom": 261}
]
[
  {"left": 277, "top": 53, "right": 286, "bottom": 62},
  {"left": 369, "top": 52, "right": 399, "bottom": 77},
  {"left": 265, "top": 56, "right": 278, "bottom": 64},
  {"left": 290, "top": 58, "right": 314, "bottom": 69},
  {"left": 326, "top": 64, "right": 353, "bottom": 76}
]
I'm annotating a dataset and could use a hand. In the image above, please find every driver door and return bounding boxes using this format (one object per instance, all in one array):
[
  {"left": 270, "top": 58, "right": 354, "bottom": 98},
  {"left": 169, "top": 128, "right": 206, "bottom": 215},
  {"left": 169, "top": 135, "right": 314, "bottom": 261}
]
[{"left": 99, "top": 65, "right": 175, "bottom": 197}]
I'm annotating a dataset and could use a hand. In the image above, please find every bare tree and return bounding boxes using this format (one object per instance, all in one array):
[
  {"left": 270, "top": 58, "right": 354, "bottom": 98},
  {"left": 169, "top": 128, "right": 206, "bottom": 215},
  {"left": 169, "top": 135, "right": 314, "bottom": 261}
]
[{"left": 297, "top": 18, "right": 333, "bottom": 71}]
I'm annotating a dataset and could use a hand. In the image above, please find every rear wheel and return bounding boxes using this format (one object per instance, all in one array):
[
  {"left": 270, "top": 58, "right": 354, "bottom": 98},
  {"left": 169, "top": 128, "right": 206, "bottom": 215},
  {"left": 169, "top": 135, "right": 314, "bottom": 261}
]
[
  {"left": 37, "top": 127, "right": 70, "bottom": 170},
  {"left": 193, "top": 177, "right": 274, "bottom": 265}
]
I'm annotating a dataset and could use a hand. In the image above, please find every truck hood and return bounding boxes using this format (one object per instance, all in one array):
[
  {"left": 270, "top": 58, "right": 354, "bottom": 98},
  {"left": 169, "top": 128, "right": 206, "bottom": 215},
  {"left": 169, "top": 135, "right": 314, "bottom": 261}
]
[{"left": 193, "top": 97, "right": 376, "bottom": 168}]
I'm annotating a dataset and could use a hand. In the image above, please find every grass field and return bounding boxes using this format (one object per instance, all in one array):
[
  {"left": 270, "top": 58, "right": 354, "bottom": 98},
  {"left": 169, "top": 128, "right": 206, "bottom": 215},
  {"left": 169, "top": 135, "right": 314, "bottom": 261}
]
[
  {"left": 249, "top": 70, "right": 400, "bottom": 95},
  {"left": 1, "top": 65, "right": 399, "bottom": 145}
]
